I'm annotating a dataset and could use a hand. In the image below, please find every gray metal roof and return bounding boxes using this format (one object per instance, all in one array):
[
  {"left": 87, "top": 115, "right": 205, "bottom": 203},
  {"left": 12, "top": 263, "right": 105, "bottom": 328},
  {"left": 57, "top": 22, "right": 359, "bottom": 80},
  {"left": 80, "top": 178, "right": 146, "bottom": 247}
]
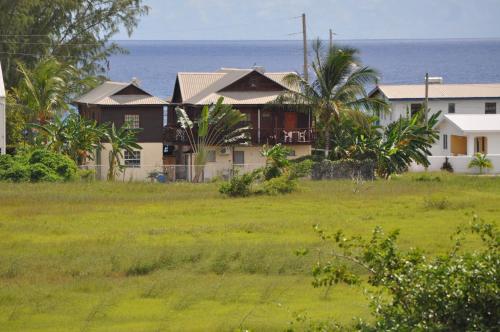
[
  {"left": 74, "top": 81, "right": 167, "bottom": 105},
  {"left": 176, "top": 68, "right": 296, "bottom": 105}
]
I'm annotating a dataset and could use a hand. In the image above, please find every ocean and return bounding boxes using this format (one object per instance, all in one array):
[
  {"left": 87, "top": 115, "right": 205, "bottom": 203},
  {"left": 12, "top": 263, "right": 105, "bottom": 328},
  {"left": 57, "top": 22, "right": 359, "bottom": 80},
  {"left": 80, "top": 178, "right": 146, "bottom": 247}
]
[{"left": 108, "top": 39, "right": 500, "bottom": 98}]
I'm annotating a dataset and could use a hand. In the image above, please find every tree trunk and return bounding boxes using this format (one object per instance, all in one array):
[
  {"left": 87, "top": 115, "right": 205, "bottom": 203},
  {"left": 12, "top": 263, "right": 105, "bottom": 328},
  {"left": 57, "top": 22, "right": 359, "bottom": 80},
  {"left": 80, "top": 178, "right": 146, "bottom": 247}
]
[{"left": 324, "top": 128, "right": 330, "bottom": 158}]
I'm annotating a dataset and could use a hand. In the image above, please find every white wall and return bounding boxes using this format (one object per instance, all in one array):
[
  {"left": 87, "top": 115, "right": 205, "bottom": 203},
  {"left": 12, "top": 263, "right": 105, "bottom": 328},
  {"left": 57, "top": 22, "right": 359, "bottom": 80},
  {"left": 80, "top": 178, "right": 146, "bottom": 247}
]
[
  {"left": 410, "top": 155, "right": 500, "bottom": 174},
  {"left": 380, "top": 98, "right": 500, "bottom": 127},
  {"left": 0, "top": 63, "right": 5, "bottom": 155}
]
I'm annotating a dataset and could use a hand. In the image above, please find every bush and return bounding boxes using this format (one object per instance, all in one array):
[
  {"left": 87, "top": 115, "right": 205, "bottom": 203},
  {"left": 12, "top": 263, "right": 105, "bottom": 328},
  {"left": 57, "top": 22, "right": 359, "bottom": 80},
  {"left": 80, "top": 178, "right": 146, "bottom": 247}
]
[
  {"left": 0, "top": 148, "right": 78, "bottom": 183},
  {"left": 262, "top": 173, "right": 297, "bottom": 195},
  {"left": 311, "top": 159, "right": 375, "bottom": 180},
  {"left": 441, "top": 157, "right": 454, "bottom": 172},
  {"left": 219, "top": 170, "right": 261, "bottom": 197},
  {"left": 289, "top": 159, "right": 314, "bottom": 179}
]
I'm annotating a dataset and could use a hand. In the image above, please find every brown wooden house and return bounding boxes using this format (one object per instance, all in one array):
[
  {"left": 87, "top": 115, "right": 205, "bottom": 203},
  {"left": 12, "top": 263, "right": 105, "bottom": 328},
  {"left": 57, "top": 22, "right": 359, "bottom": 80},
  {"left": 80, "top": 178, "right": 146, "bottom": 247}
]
[
  {"left": 165, "top": 67, "right": 314, "bottom": 178},
  {"left": 74, "top": 81, "right": 168, "bottom": 180}
]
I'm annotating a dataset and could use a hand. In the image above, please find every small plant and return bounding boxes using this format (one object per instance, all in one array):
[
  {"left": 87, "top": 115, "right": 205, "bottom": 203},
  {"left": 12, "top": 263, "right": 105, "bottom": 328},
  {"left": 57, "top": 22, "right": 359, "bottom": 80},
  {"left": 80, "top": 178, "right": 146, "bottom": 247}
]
[
  {"left": 261, "top": 172, "right": 297, "bottom": 195},
  {"left": 441, "top": 157, "right": 454, "bottom": 172},
  {"left": 423, "top": 196, "right": 451, "bottom": 210},
  {"left": 261, "top": 144, "right": 292, "bottom": 180},
  {"left": 219, "top": 169, "right": 261, "bottom": 197},
  {"left": 413, "top": 174, "right": 441, "bottom": 182},
  {"left": 468, "top": 153, "right": 493, "bottom": 174}
]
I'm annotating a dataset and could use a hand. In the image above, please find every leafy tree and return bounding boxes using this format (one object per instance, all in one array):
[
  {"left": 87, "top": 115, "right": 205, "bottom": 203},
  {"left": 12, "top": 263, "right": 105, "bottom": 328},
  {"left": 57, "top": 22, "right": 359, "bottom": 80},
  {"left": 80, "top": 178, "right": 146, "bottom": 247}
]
[
  {"left": 105, "top": 123, "right": 142, "bottom": 181},
  {"left": 0, "top": 0, "right": 149, "bottom": 88},
  {"left": 176, "top": 97, "right": 251, "bottom": 182},
  {"left": 29, "top": 111, "right": 106, "bottom": 165},
  {"left": 468, "top": 153, "right": 493, "bottom": 174},
  {"left": 275, "top": 39, "right": 388, "bottom": 157},
  {"left": 298, "top": 219, "right": 499, "bottom": 331}
]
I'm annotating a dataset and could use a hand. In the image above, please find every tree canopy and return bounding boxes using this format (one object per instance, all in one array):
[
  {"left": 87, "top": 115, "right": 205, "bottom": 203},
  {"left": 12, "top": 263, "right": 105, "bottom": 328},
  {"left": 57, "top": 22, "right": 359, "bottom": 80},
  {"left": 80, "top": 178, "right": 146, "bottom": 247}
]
[{"left": 0, "top": 0, "right": 149, "bottom": 88}]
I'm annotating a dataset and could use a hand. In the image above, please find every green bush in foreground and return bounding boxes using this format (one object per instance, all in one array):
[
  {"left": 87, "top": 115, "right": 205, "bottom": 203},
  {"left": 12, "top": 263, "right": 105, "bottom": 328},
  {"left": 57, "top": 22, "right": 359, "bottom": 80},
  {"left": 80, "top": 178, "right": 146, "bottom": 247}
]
[
  {"left": 0, "top": 148, "right": 78, "bottom": 182},
  {"left": 296, "top": 218, "right": 499, "bottom": 331},
  {"left": 219, "top": 170, "right": 261, "bottom": 197}
]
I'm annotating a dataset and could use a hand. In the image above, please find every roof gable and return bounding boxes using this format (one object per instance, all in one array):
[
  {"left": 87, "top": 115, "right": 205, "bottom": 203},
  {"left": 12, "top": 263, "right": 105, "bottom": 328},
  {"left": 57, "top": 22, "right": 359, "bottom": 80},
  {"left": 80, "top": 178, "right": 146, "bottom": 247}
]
[
  {"left": 219, "top": 70, "right": 287, "bottom": 93},
  {"left": 75, "top": 81, "right": 166, "bottom": 106}
]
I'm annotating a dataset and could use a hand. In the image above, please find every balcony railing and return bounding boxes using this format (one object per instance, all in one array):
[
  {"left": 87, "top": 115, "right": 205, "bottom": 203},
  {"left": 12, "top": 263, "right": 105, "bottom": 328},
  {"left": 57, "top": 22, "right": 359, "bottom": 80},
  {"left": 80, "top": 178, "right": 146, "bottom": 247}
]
[{"left": 164, "top": 126, "right": 315, "bottom": 145}]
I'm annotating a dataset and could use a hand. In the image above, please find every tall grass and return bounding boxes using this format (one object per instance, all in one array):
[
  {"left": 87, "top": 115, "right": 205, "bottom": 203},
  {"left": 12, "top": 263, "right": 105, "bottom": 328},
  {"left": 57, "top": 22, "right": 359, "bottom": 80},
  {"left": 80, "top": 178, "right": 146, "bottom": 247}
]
[{"left": 0, "top": 173, "right": 498, "bottom": 331}]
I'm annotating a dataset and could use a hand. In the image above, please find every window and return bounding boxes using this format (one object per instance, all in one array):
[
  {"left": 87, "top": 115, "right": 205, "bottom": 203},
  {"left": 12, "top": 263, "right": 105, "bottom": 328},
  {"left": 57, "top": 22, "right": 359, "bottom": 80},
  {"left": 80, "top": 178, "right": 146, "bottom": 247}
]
[
  {"left": 485, "top": 103, "right": 497, "bottom": 114},
  {"left": 443, "top": 134, "right": 448, "bottom": 150},
  {"left": 475, "top": 137, "right": 487, "bottom": 154},
  {"left": 448, "top": 103, "right": 455, "bottom": 114},
  {"left": 410, "top": 103, "right": 422, "bottom": 117},
  {"left": 124, "top": 150, "right": 141, "bottom": 168},
  {"left": 207, "top": 150, "right": 216, "bottom": 162},
  {"left": 163, "top": 106, "right": 168, "bottom": 126},
  {"left": 124, "top": 114, "right": 140, "bottom": 128},
  {"left": 233, "top": 151, "right": 245, "bottom": 165}
]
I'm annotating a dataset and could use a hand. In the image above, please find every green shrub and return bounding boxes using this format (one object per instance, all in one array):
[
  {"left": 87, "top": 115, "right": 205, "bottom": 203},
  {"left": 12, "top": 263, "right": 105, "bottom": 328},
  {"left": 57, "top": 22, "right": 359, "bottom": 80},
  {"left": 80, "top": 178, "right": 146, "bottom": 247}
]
[
  {"left": 413, "top": 174, "right": 441, "bottom": 182},
  {"left": 78, "top": 169, "right": 96, "bottom": 182},
  {"left": 262, "top": 173, "right": 297, "bottom": 195},
  {"left": 219, "top": 170, "right": 261, "bottom": 197},
  {"left": 0, "top": 148, "right": 78, "bottom": 183},
  {"left": 290, "top": 159, "right": 313, "bottom": 179}
]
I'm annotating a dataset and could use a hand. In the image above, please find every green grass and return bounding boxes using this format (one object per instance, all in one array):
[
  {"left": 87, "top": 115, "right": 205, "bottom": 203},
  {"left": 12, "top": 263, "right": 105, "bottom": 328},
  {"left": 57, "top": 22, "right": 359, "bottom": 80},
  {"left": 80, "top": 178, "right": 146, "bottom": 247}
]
[{"left": 0, "top": 173, "right": 498, "bottom": 331}]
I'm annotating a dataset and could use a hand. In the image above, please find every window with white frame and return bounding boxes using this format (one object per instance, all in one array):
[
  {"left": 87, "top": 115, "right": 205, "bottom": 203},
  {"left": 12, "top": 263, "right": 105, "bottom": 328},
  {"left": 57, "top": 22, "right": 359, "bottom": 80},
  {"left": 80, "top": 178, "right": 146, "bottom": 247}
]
[
  {"left": 207, "top": 150, "right": 216, "bottom": 162},
  {"left": 233, "top": 151, "right": 245, "bottom": 165},
  {"left": 124, "top": 150, "right": 141, "bottom": 168},
  {"left": 124, "top": 114, "right": 140, "bottom": 128},
  {"left": 443, "top": 134, "right": 448, "bottom": 150}
]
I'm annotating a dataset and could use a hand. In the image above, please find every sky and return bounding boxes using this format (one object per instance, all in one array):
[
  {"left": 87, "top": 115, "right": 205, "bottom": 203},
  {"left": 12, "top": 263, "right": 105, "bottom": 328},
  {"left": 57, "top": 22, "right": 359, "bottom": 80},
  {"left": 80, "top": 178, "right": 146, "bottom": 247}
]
[{"left": 114, "top": 0, "right": 500, "bottom": 40}]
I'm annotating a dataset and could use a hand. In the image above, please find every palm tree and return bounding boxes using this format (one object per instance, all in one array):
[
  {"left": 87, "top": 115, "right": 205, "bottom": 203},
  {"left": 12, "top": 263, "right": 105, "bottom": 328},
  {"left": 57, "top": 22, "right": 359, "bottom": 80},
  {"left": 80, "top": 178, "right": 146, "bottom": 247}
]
[
  {"left": 105, "top": 123, "right": 142, "bottom": 181},
  {"left": 276, "top": 39, "right": 388, "bottom": 157},
  {"left": 468, "top": 153, "right": 493, "bottom": 174},
  {"left": 176, "top": 97, "right": 251, "bottom": 182},
  {"left": 10, "top": 57, "right": 97, "bottom": 124}
]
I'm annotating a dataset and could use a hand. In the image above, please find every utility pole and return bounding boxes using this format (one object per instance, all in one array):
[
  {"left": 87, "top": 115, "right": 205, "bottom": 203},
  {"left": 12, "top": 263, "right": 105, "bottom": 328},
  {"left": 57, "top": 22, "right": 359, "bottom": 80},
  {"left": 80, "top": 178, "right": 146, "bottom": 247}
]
[
  {"left": 302, "top": 13, "right": 308, "bottom": 82},
  {"left": 329, "top": 28, "right": 333, "bottom": 49},
  {"left": 424, "top": 73, "right": 429, "bottom": 125}
]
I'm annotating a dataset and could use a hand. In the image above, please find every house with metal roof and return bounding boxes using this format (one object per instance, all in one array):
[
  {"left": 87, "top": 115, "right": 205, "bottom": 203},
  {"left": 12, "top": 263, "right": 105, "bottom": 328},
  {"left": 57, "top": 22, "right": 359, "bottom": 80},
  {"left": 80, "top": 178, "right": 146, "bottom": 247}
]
[
  {"left": 165, "top": 67, "right": 314, "bottom": 181},
  {"left": 0, "top": 63, "right": 5, "bottom": 155},
  {"left": 74, "top": 80, "right": 168, "bottom": 180},
  {"left": 370, "top": 80, "right": 500, "bottom": 173}
]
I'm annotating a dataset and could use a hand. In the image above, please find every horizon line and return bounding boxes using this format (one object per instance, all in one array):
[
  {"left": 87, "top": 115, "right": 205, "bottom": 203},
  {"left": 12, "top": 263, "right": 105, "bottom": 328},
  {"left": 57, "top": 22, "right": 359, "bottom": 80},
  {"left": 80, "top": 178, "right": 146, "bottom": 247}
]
[{"left": 110, "top": 37, "right": 500, "bottom": 42}]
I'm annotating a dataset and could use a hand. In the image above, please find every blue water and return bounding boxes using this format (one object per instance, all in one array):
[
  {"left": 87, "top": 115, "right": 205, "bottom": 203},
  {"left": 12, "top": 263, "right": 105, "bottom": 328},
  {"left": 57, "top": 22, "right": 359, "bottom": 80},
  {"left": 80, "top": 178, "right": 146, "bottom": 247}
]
[{"left": 108, "top": 39, "right": 500, "bottom": 98}]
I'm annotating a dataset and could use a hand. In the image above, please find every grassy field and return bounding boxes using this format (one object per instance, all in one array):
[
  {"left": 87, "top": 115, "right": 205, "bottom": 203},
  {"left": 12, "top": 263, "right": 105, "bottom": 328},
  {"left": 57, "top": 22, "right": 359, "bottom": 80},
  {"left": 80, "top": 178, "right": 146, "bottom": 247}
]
[{"left": 0, "top": 173, "right": 498, "bottom": 331}]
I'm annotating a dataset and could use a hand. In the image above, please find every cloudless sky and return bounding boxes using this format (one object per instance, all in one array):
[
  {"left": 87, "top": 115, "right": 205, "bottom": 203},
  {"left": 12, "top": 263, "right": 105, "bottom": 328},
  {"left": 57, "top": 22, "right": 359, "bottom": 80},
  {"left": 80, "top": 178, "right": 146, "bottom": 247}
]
[{"left": 114, "top": 0, "right": 500, "bottom": 40}]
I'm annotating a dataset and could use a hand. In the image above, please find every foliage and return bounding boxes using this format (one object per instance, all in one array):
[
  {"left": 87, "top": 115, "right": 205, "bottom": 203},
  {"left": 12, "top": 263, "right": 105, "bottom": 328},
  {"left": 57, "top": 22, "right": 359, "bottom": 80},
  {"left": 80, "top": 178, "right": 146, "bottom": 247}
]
[
  {"left": 261, "top": 172, "right": 297, "bottom": 195},
  {"left": 275, "top": 39, "right": 388, "bottom": 157},
  {"left": 105, "top": 123, "right": 142, "bottom": 181},
  {"left": 302, "top": 219, "right": 499, "bottom": 331},
  {"left": 289, "top": 159, "right": 314, "bottom": 179},
  {"left": 374, "top": 111, "right": 440, "bottom": 178},
  {"left": 218, "top": 169, "right": 261, "bottom": 197},
  {"left": 468, "top": 153, "right": 493, "bottom": 174},
  {"left": 0, "top": 0, "right": 149, "bottom": 89},
  {"left": 176, "top": 97, "right": 251, "bottom": 182},
  {"left": 441, "top": 156, "right": 454, "bottom": 172},
  {"left": 311, "top": 159, "right": 375, "bottom": 181},
  {"left": 0, "top": 148, "right": 78, "bottom": 182},
  {"left": 29, "top": 110, "right": 106, "bottom": 165},
  {"left": 261, "top": 144, "right": 292, "bottom": 180}
]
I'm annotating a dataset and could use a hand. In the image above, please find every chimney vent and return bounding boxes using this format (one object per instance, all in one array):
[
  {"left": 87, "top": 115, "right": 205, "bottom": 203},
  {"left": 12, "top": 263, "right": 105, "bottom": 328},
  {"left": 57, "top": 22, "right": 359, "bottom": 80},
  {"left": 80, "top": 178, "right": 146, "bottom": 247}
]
[
  {"left": 427, "top": 77, "right": 443, "bottom": 84},
  {"left": 252, "top": 65, "right": 265, "bottom": 74}
]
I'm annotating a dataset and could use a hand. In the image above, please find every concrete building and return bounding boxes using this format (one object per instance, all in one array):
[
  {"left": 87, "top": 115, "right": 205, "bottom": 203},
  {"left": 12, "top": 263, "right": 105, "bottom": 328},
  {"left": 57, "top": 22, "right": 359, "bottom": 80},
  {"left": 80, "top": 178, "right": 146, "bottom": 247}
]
[
  {"left": 370, "top": 81, "right": 500, "bottom": 172},
  {"left": 74, "top": 81, "right": 168, "bottom": 180},
  {"left": 0, "top": 63, "right": 5, "bottom": 155}
]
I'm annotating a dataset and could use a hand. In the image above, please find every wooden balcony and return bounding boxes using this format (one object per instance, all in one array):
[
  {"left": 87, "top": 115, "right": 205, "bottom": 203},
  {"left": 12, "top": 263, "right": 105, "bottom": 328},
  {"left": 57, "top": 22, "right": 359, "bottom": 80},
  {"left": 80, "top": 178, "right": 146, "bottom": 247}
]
[{"left": 164, "top": 126, "right": 315, "bottom": 145}]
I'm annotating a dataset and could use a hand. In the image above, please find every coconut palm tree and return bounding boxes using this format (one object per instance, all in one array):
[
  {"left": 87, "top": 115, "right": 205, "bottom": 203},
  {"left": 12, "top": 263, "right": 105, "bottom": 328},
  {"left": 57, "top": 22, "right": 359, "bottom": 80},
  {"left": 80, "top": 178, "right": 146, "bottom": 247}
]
[
  {"left": 105, "top": 123, "right": 142, "bottom": 181},
  {"left": 468, "top": 153, "right": 493, "bottom": 174},
  {"left": 10, "top": 57, "right": 97, "bottom": 124},
  {"left": 176, "top": 97, "right": 251, "bottom": 182},
  {"left": 275, "top": 39, "right": 388, "bottom": 157}
]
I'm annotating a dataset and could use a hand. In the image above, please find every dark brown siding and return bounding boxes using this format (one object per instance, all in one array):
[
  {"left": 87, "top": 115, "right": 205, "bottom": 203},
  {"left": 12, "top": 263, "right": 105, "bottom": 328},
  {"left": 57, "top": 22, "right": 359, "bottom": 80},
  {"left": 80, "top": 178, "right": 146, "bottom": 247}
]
[
  {"left": 100, "top": 106, "right": 164, "bottom": 142},
  {"left": 220, "top": 71, "right": 285, "bottom": 92},
  {"left": 114, "top": 85, "right": 151, "bottom": 96}
]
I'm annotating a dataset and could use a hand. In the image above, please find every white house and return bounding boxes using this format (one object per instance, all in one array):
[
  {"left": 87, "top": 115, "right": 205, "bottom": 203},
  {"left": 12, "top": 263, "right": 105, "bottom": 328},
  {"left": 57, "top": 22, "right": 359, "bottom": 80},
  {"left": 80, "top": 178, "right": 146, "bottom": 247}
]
[
  {"left": 0, "top": 63, "right": 5, "bottom": 155},
  {"left": 370, "top": 81, "right": 500, "bottom": 173}
]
